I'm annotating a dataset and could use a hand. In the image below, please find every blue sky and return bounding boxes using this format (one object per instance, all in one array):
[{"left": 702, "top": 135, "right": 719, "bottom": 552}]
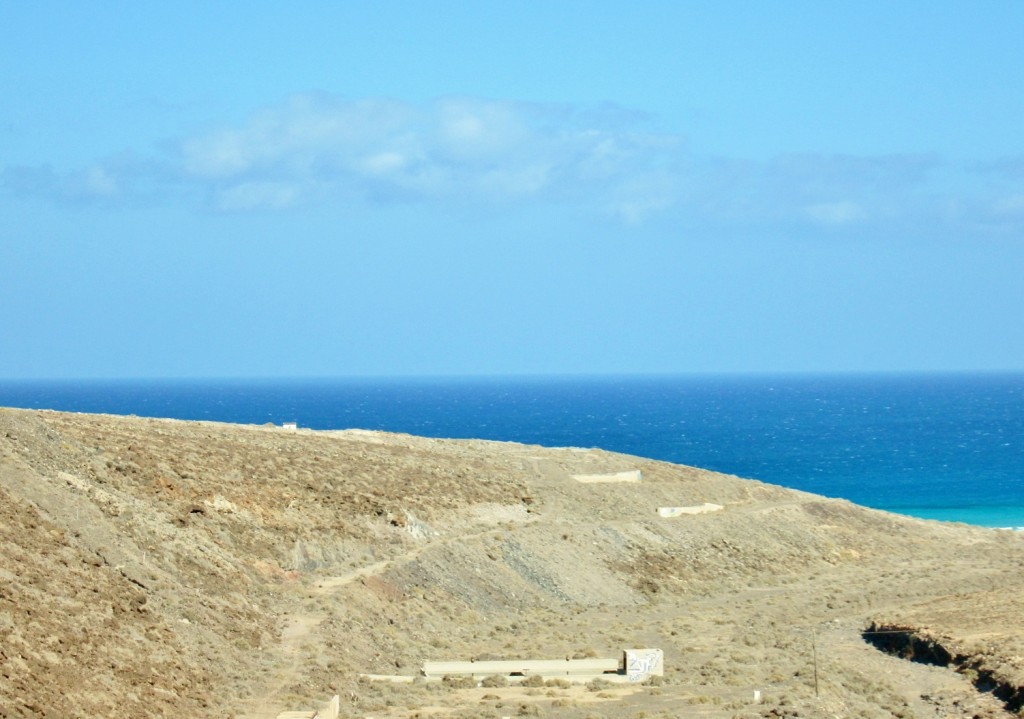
[{"left": 2, "top": 2, "right": 1023, "bottom": 378}]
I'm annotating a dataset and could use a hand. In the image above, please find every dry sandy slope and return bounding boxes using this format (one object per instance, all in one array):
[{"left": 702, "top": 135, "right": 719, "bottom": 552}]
[{"left": 1, "top": 407, "right": 1023, "bottom": 719}]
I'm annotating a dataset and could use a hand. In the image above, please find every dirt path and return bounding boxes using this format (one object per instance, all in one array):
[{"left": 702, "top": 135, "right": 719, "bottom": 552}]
[
  {"left": 314, "top": 560, "right": 393, "bottom": 594},
  {"left": 243, "top": 557, "right": 402, "bottom": 718},
  {"left": 241, "top": 521, "right": 516, "bottom": 718}
]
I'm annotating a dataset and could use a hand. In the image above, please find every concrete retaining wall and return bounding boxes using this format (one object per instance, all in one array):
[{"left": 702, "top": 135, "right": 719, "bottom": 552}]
[
  {"left": 572, "top": 470, "right": 642, "bottom": 484},
  {"left": 658, "top": 503, "right": 723, "bottom": 517},
  {"left": 423, "top": 657, "right": 619, "bottom": 679}
]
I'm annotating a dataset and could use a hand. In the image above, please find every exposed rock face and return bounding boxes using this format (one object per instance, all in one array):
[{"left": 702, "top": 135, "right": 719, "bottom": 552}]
[{"left": 1, "top": 407, "right": 1023, "bottom": 719}]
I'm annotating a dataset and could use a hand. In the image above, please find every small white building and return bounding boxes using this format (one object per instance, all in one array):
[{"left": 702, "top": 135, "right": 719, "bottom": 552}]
[{"left": 282, "top": 422, "right": 298, "bottom": 431}]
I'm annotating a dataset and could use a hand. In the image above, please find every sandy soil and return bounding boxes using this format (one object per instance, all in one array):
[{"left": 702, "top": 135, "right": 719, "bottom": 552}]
[{"left": 1, "top": 407, "right": 1023, "bottom": 719}]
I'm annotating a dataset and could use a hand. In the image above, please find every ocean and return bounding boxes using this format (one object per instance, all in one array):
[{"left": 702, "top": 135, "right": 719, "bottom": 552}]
[{"left": 1, "top": 373, "right": 1022, "bottom": 528}]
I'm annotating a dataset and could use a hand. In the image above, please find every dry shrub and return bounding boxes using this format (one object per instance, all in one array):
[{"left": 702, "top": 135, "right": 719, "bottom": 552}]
[
  {"left": 480, "top": 674, "right": 509, "bottom": 688},
  {"left": 687, "top": 695, "right": 722, "bottom": 705},
  {"left": 443, "top": 674, "right": 478, "bottom": 689}
]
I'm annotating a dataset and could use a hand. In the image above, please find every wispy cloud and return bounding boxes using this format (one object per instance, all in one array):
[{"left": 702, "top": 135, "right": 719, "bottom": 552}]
[
  {"left": 975, "top": 156, "right": 1024, "bottom": 180},
  {"left": 804, "top": 201, "right": 866, "bottom": 226},
  {"left": 2, "top": 152, "right": 175, "bottom": 205},
  {"left": 171, "top": 94, "right": 675, "bottom": 215},
  {"left": 4, "top": 163, "right": 121, "bottom": 202},
  {"left": 4, "top": 93, "right": 1023, "bottom": 234}
]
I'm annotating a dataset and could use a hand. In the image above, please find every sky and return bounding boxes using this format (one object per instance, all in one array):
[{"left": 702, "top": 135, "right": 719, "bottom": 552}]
[{"left": 2, "top": 2, "right": 1023, "bottom": 379}]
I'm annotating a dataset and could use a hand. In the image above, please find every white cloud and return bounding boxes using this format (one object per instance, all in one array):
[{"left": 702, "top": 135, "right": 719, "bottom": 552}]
[
  {"left": 433, "top": 97, "right": 529, "bottom": 164},
  {"left": 478, "top": 163, "right": 551, "bottom": 199},
  {"left": 359, "top": 151, "right": 407, "bottom": 176},
  {"left": 6, "top": 93, "right": 1023, "bottom": 235},
  {"left": 81, "top": 165, "right": 119, "bottom": 197},
  {"left": 2, "top": 162, "right": 124, "bottom": 202},
  {"left": 215, "top": 181, "right": 300, "bottom": 212},
  {"left": 805, "top": 201, "right": 865, "bottom": 225},
  {"left": 607, "top": 171, "right": 678, "bottom": 224},
  {"left": 993, "top": 193, "right": 1024, "bottom": 216},
  {"left": 172, "top": 94, "right": 682, "bottom": 213},
  {"left": 180, "top": 95, "right": 418, "bottom": 180}
]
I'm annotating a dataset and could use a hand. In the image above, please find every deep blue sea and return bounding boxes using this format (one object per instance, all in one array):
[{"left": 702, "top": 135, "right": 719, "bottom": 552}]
[{"left": 1, "top": 374, "right": 1022, "bottom": 528}]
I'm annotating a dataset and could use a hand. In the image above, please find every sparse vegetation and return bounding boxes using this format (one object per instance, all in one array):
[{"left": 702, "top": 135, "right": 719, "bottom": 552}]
[
  {"left": 480, "top": 674, "right": 509, "bottom": 688},
  {"left": 1, "top": 407, "right": 1023, "bottom": 719},
  {"left": 443, "top": 675, "right": 479, "bottom": 689},
  {"left": 544, "top": 678, "right": 572, "bottom": 689}
]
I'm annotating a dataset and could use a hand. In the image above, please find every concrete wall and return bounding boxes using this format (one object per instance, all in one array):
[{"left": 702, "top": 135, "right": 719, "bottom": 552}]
[
  {"left": 422, "top": 649, "right": 664, "bottom": 682},
  {"left": 572, "top": 470, "right": 642, "bottom": 484},
  {"left": 658, "top": 503, "right": 722, "bottom": 517},
  {"left": 275, "top": 693, "right": 338, "bottom": 719},
  {"left": 423, "top": 657, "right": 619, "bottom": 678}
]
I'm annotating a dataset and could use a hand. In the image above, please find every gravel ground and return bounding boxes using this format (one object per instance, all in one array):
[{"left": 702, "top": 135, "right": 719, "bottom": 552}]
[{"left": 2, "top": 407, "right": 1023, "bottom": 719}]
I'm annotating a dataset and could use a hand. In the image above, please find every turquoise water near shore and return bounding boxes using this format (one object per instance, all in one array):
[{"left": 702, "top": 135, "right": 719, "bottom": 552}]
[
  {"left": 887, "top": 505, "right": 1024, "bottom": 529},
  {"left": 1, "top": 373, "right": 1022, "bottom": 528}
]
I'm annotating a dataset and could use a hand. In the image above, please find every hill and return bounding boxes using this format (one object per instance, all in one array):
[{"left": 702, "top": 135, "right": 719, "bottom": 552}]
[{"left": 1, "top": 407, "right": 1023, "bottom": 719}]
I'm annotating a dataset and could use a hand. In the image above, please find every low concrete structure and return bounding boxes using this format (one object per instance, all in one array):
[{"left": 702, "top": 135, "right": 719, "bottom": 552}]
[
  {"left": 421, "top": 648, "right": 663, "bottom": 684},
  {"left": 624, "top": 648, "right": 664, "bottom": 682},
  {"left": 658, "top": 503, "right": 723, "bottom": 517},
  {"left": 572, "top": 470, "right": 642, "bottom": 484},
  {"left": 275, "top": 694, "right": 338, "bottom": 719},
  {"left": 423, "top": 656, "right": 619, "bottom": 679}
]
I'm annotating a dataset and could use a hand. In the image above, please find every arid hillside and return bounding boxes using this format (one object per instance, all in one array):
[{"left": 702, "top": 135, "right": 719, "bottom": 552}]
[{"left": 1, "top": 407, "right": 1023, "bottom": 719}]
